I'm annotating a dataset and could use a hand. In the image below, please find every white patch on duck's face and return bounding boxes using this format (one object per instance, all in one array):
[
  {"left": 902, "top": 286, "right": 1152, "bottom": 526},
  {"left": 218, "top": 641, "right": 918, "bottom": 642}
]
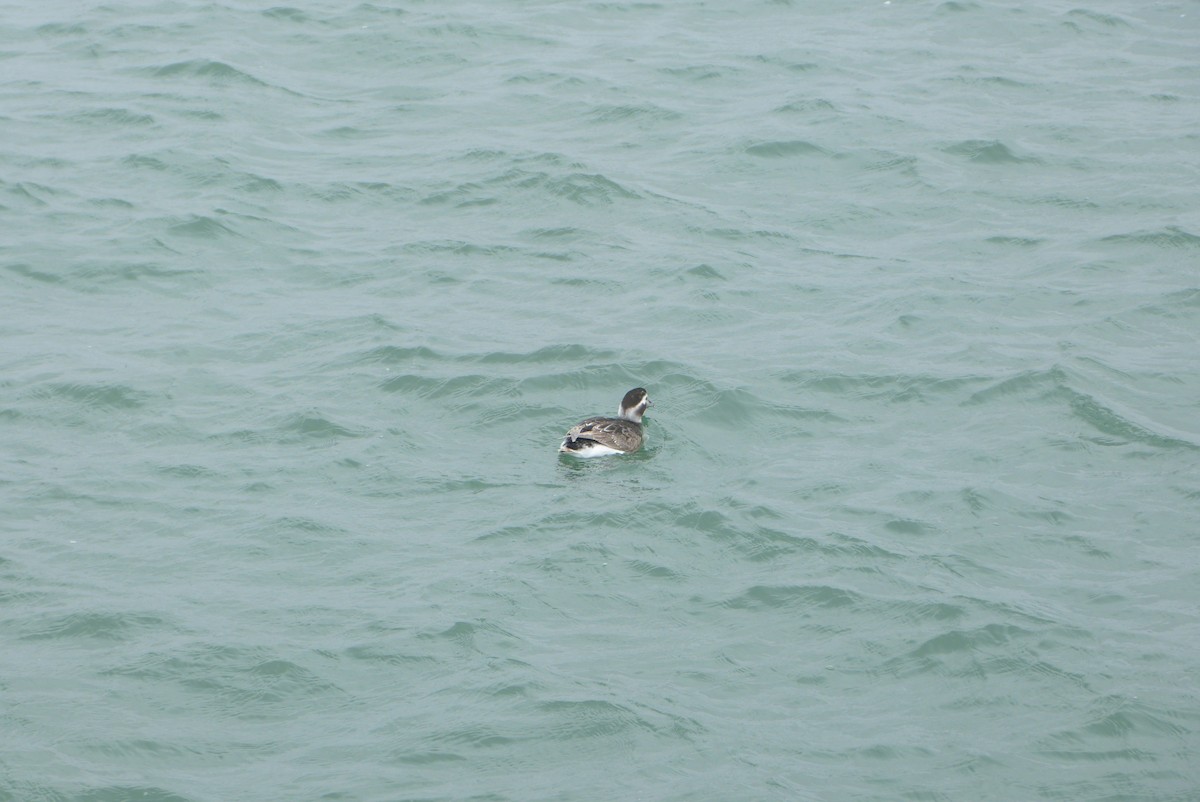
[{"left": 622, "top": 397, "right": 650, "bottom": 422}]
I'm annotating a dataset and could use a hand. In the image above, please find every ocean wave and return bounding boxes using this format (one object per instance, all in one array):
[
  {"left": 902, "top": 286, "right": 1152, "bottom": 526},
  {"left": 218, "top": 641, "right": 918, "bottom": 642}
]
[
  {"left": 33, "top": 382, "right": 151, "bottom": 411},
  {"left": 18, "top": 611, "right": 170, "bottom": 642},
  {"left": 1100, "top": 226, "right": 1200, "bottom": 250},
  {"left": 144, "top": 60, "right": 274, "bottom": 89},
  {"left": 942, "top": 139, "right": 1040, "bottom": 164}
]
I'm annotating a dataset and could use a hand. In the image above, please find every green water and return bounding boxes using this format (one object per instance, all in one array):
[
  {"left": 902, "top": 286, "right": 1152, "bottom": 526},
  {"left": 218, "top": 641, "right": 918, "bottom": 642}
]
[{"left": 2, "top": 2, "right": 1199, "bottom": 800}]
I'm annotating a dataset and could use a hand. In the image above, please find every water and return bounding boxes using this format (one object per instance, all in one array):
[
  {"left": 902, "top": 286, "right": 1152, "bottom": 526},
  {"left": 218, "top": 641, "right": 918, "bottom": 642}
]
[{"left": 2, "top": 1, "right": 1199, "bottom": 800}]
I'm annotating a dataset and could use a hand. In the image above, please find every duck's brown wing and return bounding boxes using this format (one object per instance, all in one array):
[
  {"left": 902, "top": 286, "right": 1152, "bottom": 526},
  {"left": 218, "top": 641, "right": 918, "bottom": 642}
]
[{"left": 562, "top": 417, "right": 643, "bottom": 453}]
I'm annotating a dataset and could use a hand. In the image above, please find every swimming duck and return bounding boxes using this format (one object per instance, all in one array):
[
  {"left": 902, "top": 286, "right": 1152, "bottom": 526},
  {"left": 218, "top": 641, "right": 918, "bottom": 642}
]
[{"left": 558, "top": 387, "right": 651, "bottom": 457}]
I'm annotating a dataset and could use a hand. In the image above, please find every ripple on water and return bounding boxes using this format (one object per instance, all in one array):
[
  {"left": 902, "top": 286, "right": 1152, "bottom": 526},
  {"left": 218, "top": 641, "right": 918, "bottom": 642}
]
[
  {"left": 144, "top": 59, "right": 275, "bottom": 89},
  {"left": 102, "top": 644, "right": 342, "bottom": 719},
  {"left": 421, "top": 156, "right": 641, "bottom": 209},
  {"left": 1100, "top": 225, "right": 1200, "bottom": 250},
  {"left": 946, "top": 138, "right": 1044, "bottom": 164},
  {"left": 18, "top": 611, "right": 170, "bottom": 642},
  {"left": 34, "top": 382, "right": 151, "bottom": 411},
  {"left": 745, "top": 139, "right": 831, "bottom": 159},
  {"left": 71, "top": 786, "right": 198, "bottom": 802},
  {"left": 1035, "top": 695, "right": 1200, "bottom": 782},
  {"left": 720, "top": 584, "right": 863, "bottom": 611},
  {"left": 586, "top": 102, "right": 684, "bottom": 126},
  {"left": 1054, "top": 386, "right": 1199, "bottom": 450},
  {"left": 962, "top": 366, "right": 1068, "bottom": 406}
]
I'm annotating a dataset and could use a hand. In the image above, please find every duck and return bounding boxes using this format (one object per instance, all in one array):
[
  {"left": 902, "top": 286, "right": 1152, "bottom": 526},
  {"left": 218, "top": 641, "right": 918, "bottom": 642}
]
[{"left": 558, "top": 387, "right": 651, "bottom": 457}]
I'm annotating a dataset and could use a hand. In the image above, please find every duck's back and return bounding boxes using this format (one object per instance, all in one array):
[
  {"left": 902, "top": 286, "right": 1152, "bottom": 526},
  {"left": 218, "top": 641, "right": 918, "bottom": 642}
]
[{"left": 560, "top": 416, "right": 644, "bottom": 455}]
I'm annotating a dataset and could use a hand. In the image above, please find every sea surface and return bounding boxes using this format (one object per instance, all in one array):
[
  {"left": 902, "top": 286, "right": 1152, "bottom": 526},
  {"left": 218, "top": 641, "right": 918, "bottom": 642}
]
[{"left": 2, "top": 1, "right": 1199, "bottom": 800}]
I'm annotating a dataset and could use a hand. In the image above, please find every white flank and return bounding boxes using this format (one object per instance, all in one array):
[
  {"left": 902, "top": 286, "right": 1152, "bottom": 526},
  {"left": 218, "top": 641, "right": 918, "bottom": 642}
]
[{"left": 559, "top": 441, "right": 625, "bottom": 458}]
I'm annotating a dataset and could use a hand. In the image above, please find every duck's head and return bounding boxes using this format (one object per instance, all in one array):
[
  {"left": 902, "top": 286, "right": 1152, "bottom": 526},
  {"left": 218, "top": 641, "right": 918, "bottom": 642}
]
[{"left": 619, "top": 387, "right": 651, "bottom": 423}]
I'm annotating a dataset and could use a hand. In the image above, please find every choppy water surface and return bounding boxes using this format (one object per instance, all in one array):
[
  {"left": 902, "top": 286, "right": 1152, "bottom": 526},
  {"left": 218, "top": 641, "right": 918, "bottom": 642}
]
[{"left": 2, "top": 1, "right": 1199, "bottom": 800}]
